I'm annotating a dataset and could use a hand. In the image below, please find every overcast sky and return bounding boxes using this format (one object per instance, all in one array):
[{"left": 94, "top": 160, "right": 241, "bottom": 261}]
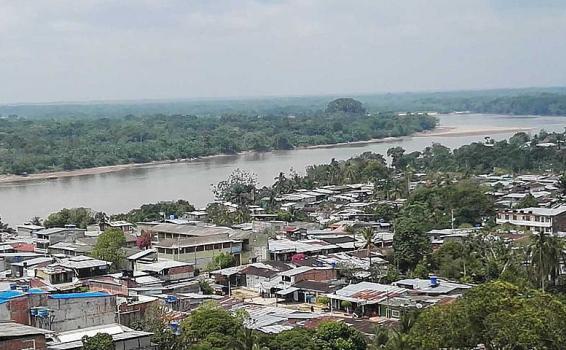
[{"left": 1, "top": 0, "right": 566, "bottom": 103}]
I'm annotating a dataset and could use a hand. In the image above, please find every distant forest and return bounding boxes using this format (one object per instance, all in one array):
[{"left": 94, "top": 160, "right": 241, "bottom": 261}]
[
  {"left": 2, "top": 87, "right": 566, "bottom": 119},
  {"left": 0, "top": 98, "right": 436, "bottom": 175}
]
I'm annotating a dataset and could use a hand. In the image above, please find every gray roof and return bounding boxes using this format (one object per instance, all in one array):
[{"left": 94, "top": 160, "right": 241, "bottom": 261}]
[
  {"left": 127, "top": 248, "right": 157, "bottom": 260},
  {"left": 0, "top": 321, "right": 52, "bottom": 338},
  {"left": 11, "top": 257, "right": 53, "bottom": 267},
  {"left": 57, "top": 255, "right": 111, "bottom": 269},
  {"left": 149, "top": 223, "right": 233, "bottom": 236},
  {"left": 392, "top": 278, "right": 472, "bottom": 295}
]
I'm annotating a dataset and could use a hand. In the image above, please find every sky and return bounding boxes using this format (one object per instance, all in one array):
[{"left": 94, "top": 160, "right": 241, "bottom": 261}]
[{"left": 1, "top": 0, "right": 566, "bottom": 103}]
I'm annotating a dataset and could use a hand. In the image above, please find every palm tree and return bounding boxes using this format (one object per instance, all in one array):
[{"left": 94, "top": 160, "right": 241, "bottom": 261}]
[
  {"left": 529, "top": 232, "right": 564, "bottom": 291},
  {"left": 360, "top": 227, "right": 376, "bottom": 267}
]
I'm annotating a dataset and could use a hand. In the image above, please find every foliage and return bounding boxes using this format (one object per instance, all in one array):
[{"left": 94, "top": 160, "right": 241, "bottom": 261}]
[
  {"left": 212, "top": 169, "right": 258, "bottom": 207},
  {"left": 112, "top": 200, "right": 194, "bottom": 223},
  {"left": 91, "top": 228, "right": 126, "bottom": 270},
  {"left": 325, "top": 98, "right": 366, "bottom": 114},
  {"left": 408, "top": 281, "right": 566, "bottom": 349},
  {"left": 206, "top": 203, "right": 250, "bottom": 226},
  {"left": 0, "top": 109, "right": 435, "bottom": 175},
  {"left": 82, "top": 333, "right": 115, "bottom": 350},
  {"left": 314, "top": 321, "right": 367, "bottom": 350},
  {"left": 43, "top": 207, "right": 96, "bottom": 229},
  {"left": 207, "top": 252, "right": 236, "bottom": 271},
  {"left": 515, "top": 193, "right": 538, "bottom": 208},
  {"left": 268, "top": 328, "right": 317, "bottom": 350},
  {"left": 0, "top": 217, "right": 15, "bottom": 234},
  {"left": 199, "top": 280, "right": 215, "bottom": 295},
  {"left": 180, "top": 302, "right": 245, "bottom": 349},
  {"left": 393, "top": 129, "right": 566, "bottom": 174},
  {"left": 131, "top": 304, "right": 181, "bottom": 350},
  {"left": 528, "top": 232, "right": 564, "bottom": 291},
  {"left": 136, "top": 231, "right": 153, "bottom": 249},
  {"left": 393, "top": 204, "right": 432, "bottom": 272}
]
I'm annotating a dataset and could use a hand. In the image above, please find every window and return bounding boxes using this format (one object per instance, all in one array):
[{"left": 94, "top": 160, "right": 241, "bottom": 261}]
[
  {"left": 513, "top": 215, "right": 517, "bottom": 220},
  {"left": 223, "top": 242, "right": 231, "bottom": 248},
  {"left": 205, "top": 245, "right": 214, "bottom": 251},
  {"left": 391, "top": 310, "right": 401, "bottom": 319},
  {"left": 505, "top": 215, "right": 510, "bottom": 220},
  {"left": 196, "top": 245, "right": 204, "bottom": 252},
  {"left": 214, "top": 244, "right": 221, "bottom": 250},
  {"left": 535, "top": 216, "right": 540, "bottom": 222},
  {"left": 186, "top": 247, "right": 195, "bottom": 253}
]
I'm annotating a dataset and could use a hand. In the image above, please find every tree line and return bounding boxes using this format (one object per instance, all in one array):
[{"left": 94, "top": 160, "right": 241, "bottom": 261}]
[{"left": 0, "top": 98, "right": 436, "bottom": 175}]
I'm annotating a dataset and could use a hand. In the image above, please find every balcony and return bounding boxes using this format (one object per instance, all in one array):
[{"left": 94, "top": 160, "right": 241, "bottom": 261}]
[{"left": 496, "top": 218, "right": 552, "bottom": 227}]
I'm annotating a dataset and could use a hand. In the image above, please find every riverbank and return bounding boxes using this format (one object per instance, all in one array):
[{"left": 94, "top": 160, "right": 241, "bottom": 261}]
[
  {"left": 0, "top": 125, "right": 534, "bottom": 184},
  {"left": 415, "top": 126, "right": 533, "bottom": 137}
]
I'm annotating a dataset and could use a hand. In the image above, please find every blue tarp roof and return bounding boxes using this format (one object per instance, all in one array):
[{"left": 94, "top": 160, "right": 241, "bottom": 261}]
[
  {"left": 48, "top": 291, "right": 109, "bottom": 299},
  {"left": 0, "top": 290, "right": 24, "bottom": 300}
]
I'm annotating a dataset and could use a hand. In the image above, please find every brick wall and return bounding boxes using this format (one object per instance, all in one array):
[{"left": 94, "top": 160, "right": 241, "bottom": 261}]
[{"left": 0, "top": 335, "right": 46, "bottom": 350}]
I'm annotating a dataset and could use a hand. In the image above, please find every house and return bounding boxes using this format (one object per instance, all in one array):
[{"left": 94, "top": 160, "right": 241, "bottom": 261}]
[
  {"left": 11, "top": 257, "right": 54, "bottom": 278},
  {"left": 149, "top": 223, "right": 233, "bottom": 241},
  {"left": 100, "top": 220, "right": 134, "bottom": 233},
  {"left": 268, "top": 239, "right": 340, "bottom": 261},
  {"left": 0, "top": 321, "right": 51, "bottom": 350},
  {"left": 184, "top": 211, "right": 209, "bottom": 222},
  {"left": 136, "top": 260, "right": 194, "bottom": 282},
  {"left": 496, "top": 206, "right": 566, "bottom": 233},
  {"left": 34, "top": 266, "right": 78, "bottom": 291},
  {"left": 33, "top": 226, "right": 86, "bottom": 254},
  {"left": 127, "top": 249, "right": 158, "bottom": 270},
  {"left": 154, "top": 234, "right": 243, "bottom": 270},
  {"left": 326, "top": 282, "right": 408, "bottom": 318},
  {"left": 17, "top": 224, "right": 44, "bottom": 237},
  {"left": 47, "top": 241, "right": 93, "bottom": 257},
  {"left": 56, "top": 255, "right": 111, "bottom": 279},
  {"left": 47, "top": 323, "right": 155, "bottom": 350},
  {"left": 392, "top": 277, "right": 472, "bottom": 296}
]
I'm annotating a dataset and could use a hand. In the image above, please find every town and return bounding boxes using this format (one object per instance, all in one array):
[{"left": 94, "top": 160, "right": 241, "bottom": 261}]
[{"left": 1, "top": 129, "right": 566, "bottom": 350}]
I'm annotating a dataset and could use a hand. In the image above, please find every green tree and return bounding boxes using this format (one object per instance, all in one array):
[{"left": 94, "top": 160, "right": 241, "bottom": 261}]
[
  {"left": 43, "top": 207, "right": 96, "bottom": 229},
  {"left": 515, "top": 193, "right": 538, "bottom": 208},
  {"left": 82, "top": 333, "right": 114, "bottom": 350},
  {"left": 131, "top": 304, "right": 180, "bottom": 350},
  {"left": 359, "top": 227, "right": 376, "bottom": 267},
  {"left": 180, "top": 302, "right": 244, "bottom": 350},
  {"left": 529, "top": 232, "right": 564, "bottom": 291},
  {"left": 325, "top": 98, "right": 366, "bottom": 114},
  {"left": 92, "top": 228, "right": 126, "bottom": 270},
  {"left": 393, "top": 204, "right": 432, "bottom": 273},
  {"left": 212, "top": 169, "right": 258, "bottom": 207},
  {"left": 269, "top": 328, "right": 317, "bottom": 350},
  {"left": 408, "top": 281, "right": 566, "bottom": 350},
  {"left": 315, "top": 321, "right": 367, "bottom": 350}
]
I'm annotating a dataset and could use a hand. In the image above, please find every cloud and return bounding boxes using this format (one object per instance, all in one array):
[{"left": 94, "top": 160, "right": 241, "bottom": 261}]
[{"left": 0, "top": 0, "right": 565, "bottom": 103}]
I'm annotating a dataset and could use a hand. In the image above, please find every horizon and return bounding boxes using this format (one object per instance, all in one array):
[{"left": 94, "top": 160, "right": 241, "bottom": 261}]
[{"left": 2, "top": 84, "right": 565, "bottom": 107}]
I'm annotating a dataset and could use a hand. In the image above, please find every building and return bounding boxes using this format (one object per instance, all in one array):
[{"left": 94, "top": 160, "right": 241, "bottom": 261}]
[
  {"left": 392, "top": 278, "right": 472, "bottom": 296},
  {"left": 10, "top": 257, "right": 54, "bottom": 278},
  {"left": 136, "top": 260, "right": 194, "bottom": 282},
  {"left": 496, "top": 206, "right": 566, "bottom": 233},
  {"left": 0, "top": 321, "right": 51, "bottom": 350},
  {"left": 17, "top": 224, "right": 44, "bottom": 237},
  {"left": 326, "top": 282, "right": 408, "bottom": 318},
  {"left": 154, "top": 234, "right": 242, "bottom": 270},
  {"left": 33, "top": 227, "right": 86, "bottom": 254},
  {"left": 47, "top": 323, "right": 155, "bottom": 350},
  {"left": 100, "top": 220, "right": 134, "bottom": 233},
  {"left": 55, "top": 255, "right": 112, "bottom": 279},
  {"left": 149, "top": 223, "right": 233, "bottom": 241}
]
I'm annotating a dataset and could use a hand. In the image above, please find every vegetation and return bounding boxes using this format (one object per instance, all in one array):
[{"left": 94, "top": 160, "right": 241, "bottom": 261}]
[
  {"left": 392, "top": 130, "right": 566, "bottom": 174},
  {"left": 0, "top": 99, "right": 436, "bottom": 175},
  {"left": 407, "top": 282, "right": 566, "bottom": 349},
  {"left": 91, "top": 228, "right": 126, "bottom": 270},
  {"left": 82, "top": 333, "right": 115, "bottom": 350},
  {"left": 111, "top": 200, "right": 195, "bottom": 223},
  {"left": 43, "top": 207, "right": 96, "bottom": 229}
]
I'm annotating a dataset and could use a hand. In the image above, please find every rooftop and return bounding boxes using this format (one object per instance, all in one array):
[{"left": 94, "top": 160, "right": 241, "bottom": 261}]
[
  {"left": 0, "top": 321, "right": 52, "bottom": 338},
  {"left": 149, "top": 223, "right": 233, "bottom": 236}
]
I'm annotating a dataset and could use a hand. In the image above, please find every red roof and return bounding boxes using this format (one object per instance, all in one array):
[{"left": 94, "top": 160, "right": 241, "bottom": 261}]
[{"left": 11, "top": 243, "right": 35, "bottom": 252}]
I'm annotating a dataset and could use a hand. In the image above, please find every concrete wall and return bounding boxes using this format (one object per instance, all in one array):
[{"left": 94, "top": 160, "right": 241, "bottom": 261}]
[{"left": 46, "top": 296, "right": 116, "bottom": 332}]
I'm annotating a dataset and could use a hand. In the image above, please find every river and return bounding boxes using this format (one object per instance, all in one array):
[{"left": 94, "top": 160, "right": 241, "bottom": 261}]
[{"left": 0, "top": 113, "right": 564, "bottom": 226}]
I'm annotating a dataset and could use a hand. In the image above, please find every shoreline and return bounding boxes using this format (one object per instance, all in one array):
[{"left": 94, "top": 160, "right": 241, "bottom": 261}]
[{"left": 0, "top": 125, "right": 533, "bottom": 184}]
